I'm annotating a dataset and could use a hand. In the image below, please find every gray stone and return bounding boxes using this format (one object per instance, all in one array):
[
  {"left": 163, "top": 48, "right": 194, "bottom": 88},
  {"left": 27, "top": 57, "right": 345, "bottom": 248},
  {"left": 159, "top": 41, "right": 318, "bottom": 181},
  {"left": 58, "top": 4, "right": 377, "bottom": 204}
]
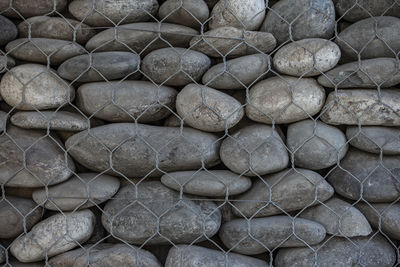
[
  {"left": 202, "top": 54, "right": 269, "bottom": 90},
  {"left": 161, "top": 170, "right": 252, "bottom": 197},
  {"left": 65, "top": 123, "right": 220, "bottom": 178},
  {"left": 321, "top": 89, "right": 400, "bottom": 126},
  {"left": 233, "top": 168, "right": 334, "bottom": 217},
  {"left": 327, "top": 148, "right": 400, "bottom": 202},
  {"left": 0, "top": 64, "right": 75, "bottom": 110},
  {"left": 220, "top": 124, "right": 288, "bottom": 176},
  {"left": 246, "top": 76, "right": 326, "bottom": 124},
  {"left": 0, "top": 15, "right": 18, "bottom": 46},
  {"left": 176, "top": 84, "right": 244, "bottom": 132},
  {"left": 159, "top": 0, "right": 209, "bottom": 29},
  {"left": 336, "top": 16, "right": 400, "bottom": 61},
  {"left": 142, "top": 48, "right": 211, "bottom": 86},
  {"left": 260, "top": 0, "right": 335, "bottom": 44},
  {"left": 209, "top": 0, "right": 265, "bottom": 30},
  {"left": 0, "top": 248, "right": 4, "bottom": 264},
  {"left": 0, "top": 110, "right": 7, "bottom": 132},
  {"left": 10, "top": 210, "right": 95, "bottom": 263},
  {"left": 6, "top": 38, "right": 86, "bottom": 65},
  {"left": 318, "top": 58, "right": 400, "bottom": 88},
  {"left": 3, "top": 260, "right": 44, "bottom": 267},
  {"left": 102, "top": 182, "right": 221, "bottom": 245},
  {"left": 0, "top": 55, "right": 16, "bottom": 74},
  {"left": 76, "top": 80, "right": 177, "bottom": 123},
  {"left": 219, "top": 216, "right": 326, "bottom": 255},
  {"left": 275, "top": 235, "right": 396, "bottom": 267},
  {"left": 190, "top": 26, "right": 276, "bottom": 57},
  {"left": 32, "top": 173, "right": 120, "bottom": 211},
  {"left": 335, "top": 0, "right": 400, "bottom": 22},
  {"left": 0, "top": 126, "right": 75, "bottom": 187},
  {"left": 164, "top": 114, "right": 184, "bottom": 127},
  {"left": 0, "top": 0, "right": 67, "bottom": 18},
  {"left": 287, "top": 119, "right": 348, "bottom": 170},
  {"left": 165, "top": 245, "right": 268, "bottom": 267},
  {"left": 58, "top": 52, "right": 140, "bottom": 82},
  {"left": 273, "top": 38, "right": 340, "bottom": 77}
]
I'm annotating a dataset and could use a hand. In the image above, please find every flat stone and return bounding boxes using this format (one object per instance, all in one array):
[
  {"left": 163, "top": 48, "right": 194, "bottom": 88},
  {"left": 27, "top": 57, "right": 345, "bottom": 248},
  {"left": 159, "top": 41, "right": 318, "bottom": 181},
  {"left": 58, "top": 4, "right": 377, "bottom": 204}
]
[
  {"left": 0, "top": 0, "right": 67, "bottom": 18},
  {"left": 335, "top": 0, "right": 400, "bottom": 22},
  {"left": 273, "top": 38, "right": 340, "bottom": 77},
  {"left": 0, "top": 110, "right": 7, "bottom": 131},
  {"left": 0, "top": 64, "right": 75, "bottom": 110},
  {"left": 165, "top": 245, "right": 268, "bottom": 267},
  {"left": 142, "top": 48, "right": 211, "bottom": 86},
  {"left": 275, "top": 235, "right": 396, "bottom": 267},
  {"left": 209, "top": 0, "right": 265, "bottom": 30},
  {"left": 190, "top": 26, "right": 276, "bottom": 57},
  {"left": 321, "top": 89, "right": 400, "bottom": 126},
  {"left": 176, "top": 84, "right": 244, "bottom": 132},
  {"left": 65, "top": 123, "right": 221, "bottom": 178},
  {"left": 0, "top": 55, "right": 16, "bottom": 74},
  {"left": 233, "top": 168, "right": 334, "bottom": 217},
  {"left": 102, "top": 182, "right": 221, "bottom": 245},
  {"left": 0, "top": 126, "right": 75, "bottom": 187},
  {"left": 76, "top": 80, "right": 177, "bottom": 122},
  {"left": 202, "top": 54, "right": 269, "bottom": 90},
  {"left": 159, "top": 0, "right": 209, "bottom": 29},
  {"left": 260, "top": 0, "right": 335, "bottom": 44},
  {"left": 336, "top": 16, "right": 400, "bottom": 60},
  {"left": 32, "top": 173, "right": 120, "bottom": 211},
  {"left": 10, "top": 209, "right": 95, "bottom": 263},
  {"left": 18, "top": 16, "right": 96, "bottom": 44},
  {"left": 318, "top": 58, "right": 400, "bottom": 88},
  {"left": 0, "top": 15, "right": 18, "bottom": 46},
  {"left": 219, "top": 216, "right": 326, "bottom": 255},
  {"left": 246, "top": 76, "right": 326, "bottom": 124},
  {"left": 327, "top": 148, "right": 400, "bottom": 202},
  {"left": 287, "top": 119, "right": 348, "bottom": 170}
]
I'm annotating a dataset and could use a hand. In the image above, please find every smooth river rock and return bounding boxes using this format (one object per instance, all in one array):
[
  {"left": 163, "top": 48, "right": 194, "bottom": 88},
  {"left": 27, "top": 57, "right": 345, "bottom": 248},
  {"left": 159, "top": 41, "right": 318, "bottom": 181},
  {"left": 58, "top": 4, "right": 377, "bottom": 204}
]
[
  {"left": 0, "top": 0, "right": 67, "bottom": 18},
  {"left": 0, "top": 15, "right": 18, "bottom": 46},
  {"left": 102, "top": 182, "right": 221, "bottom": 245},
  {"left": 246, "top": 76, "right": 326, "bottom": 124},
  {"left": 159, "top": 0, "right": 209, "bottom": 29},
  {"left": 335, "top": 0, "right": 400, "bottom": 22}
]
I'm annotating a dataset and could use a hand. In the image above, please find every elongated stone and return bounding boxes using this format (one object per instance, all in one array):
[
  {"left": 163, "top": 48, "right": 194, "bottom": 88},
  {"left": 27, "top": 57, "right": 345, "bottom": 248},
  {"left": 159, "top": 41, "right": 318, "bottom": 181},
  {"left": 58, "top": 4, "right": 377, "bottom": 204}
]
[
  {"left": 335, "top": 0, "right": 400, "bottom": 22},
  {"left": 0, "top": 15, "right": 18, "bottom": 46},
  {"left": 0, "top": 0, "right": 67, "bottom": 18},
  {"left": 159, "top": 0, "right": 209, "bottom": 29}
]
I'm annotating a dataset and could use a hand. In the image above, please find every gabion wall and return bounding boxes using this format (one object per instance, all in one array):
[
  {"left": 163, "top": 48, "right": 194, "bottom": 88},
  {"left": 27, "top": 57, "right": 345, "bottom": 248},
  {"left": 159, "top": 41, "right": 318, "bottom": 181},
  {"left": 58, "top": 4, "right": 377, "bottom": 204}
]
[{"left": 0, "top": 0, "right": 399, "bottom": 266}]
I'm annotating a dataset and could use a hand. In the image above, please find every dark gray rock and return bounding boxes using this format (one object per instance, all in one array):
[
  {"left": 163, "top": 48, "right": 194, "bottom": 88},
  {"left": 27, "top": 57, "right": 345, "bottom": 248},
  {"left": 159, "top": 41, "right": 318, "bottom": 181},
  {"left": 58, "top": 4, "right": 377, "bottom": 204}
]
[
  {"left": 0, "top": 55, "right": 16, "bottom": 74},
  {"left": 0, "top": 15, "right": 18, "bottom": 46},
  {"left": 159, "top": 0, "right": 209, "bottom": 29},
  {"left": 335, "top": 0, "right": 400, "bottom": 22},
  {"left": 0, "top": 0, "right": 67, "bottom": 18},
  {"left": 0, "top": 110, "right": 7, "bottom": 132}
]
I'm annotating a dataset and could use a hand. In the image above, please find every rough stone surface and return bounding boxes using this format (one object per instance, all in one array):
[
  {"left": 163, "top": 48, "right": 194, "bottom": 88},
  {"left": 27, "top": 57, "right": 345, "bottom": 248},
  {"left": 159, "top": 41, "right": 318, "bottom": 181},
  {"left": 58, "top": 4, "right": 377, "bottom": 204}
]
[
  {"left": 0, "top": 0, "right": 67, "bottom": 18},
  {"left": 0, "top": 15, "right": 18, "bottom": 46},
  {"left": 335, "top": 0, "right": 400, "bottom": 22},
  {"left": 159, "top": 0, "right": 209, "bottom": 29}
]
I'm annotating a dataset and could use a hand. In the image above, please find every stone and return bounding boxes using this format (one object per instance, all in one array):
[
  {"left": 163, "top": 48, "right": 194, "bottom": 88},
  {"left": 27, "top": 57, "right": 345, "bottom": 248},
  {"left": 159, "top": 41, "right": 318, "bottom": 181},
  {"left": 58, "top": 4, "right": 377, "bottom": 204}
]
[
  {"left": 260, "top": 0, "right": 335, "bottom": 44},
  {"left": 273, "top": 38, "right": 341, "bottom": 77},
  {"left": 0, "top": 196, "right": 42, "bottom": 239},
  {"left": 164, "top": 114, "right": 184, "bottom": 127},
  {"left": 233, "top": 168, "right": 334, "bottom": 217},
  {"left": 69, "top": 0, "right": 159, "bottom": 26},
  {"left": 0, "top": 55, "right": 16, "bottom": 74},
  {"left": 86, "top": 22, "right": 198, "bottom": 53},
  {"left": 275, "top": 235, "right": 396, "bottom": 267},
  {"left": 0, "top": 126, "right": 75, "bottom": 187},
  {"left": 336, "top": 16, "right": 400, "bottom": 61},
  {"left": 0, "top": 15, "right": 18, "bottom": 46},
  {"left": 10, "top": 210, "right": 95, "bottom": 263},
  {"left": 6, "top": 38, "right": 86, "bottom": 65},
  {"left": 32, "top": 173, "right": 120, "bottom": 211},
  {"left": 209, "top": 0, "right": 265, "bottom": 30},
  {"left": 161, "top": 170, "right": 252, "bottom": 197},
  {"left": 346, "top": 126, "right": 400, "bottom": 155},
  {"left": 159, "top": 0, "right": 209, "bottom": 29},
  {"left": 246, "top": 76, "right": 326, "bottom": 124},
  {"left": 18, "top": 16, "right": 96, "bottom": 44},
  {"left": 327, "top": 148, "right": 400, "bottom": 202},
  {"left": 58, "top": 52, "right": 140, "bottom": 82},
  {"left": 165, "top": 245, "right": 268, "bottom": 267},
  {"left": 220, "top": 124, "right": 288, "bottom": 176},
  {"left": 3, "top": 260, "right": 44, "bottom": 266},
  {"left": 321, "top": 89, "right": 400, "bottom": 126},
  {"left": 76, "top": 81, "right": 177, "bottom": 122},
  {"left": 190, "top": 26, "right": 276, "bottom": 57},
  {"left": 65, "top": 123, "right": 220, "bottom": 178},
  {"left": 0, "top": 64, "right": 75, "bottom": 110},
  {"left": 287, "top": 119, "right": 348, "bottom": 170},
  {"left": 142, "top": 48, "right": 211, "bottom": 86},
  {"left": 0, "top": 248, "right": 4, "bottom": 264},
  {"left": 0, "top": 0, "right": 67, "bottom": 18},
  {"left": 102, "top": 182, "right": 221, "bottom": 245},
  {"left": 0, "top": 110, "right": 7, "bottom": 132},
  {"left": 219, "top": 216, "right": 326, "bottom": 255},
  {"left": 202, "top": 54, "right": 270, "bottom": 90},
  {"left": 317, "top": 58, "right": 400, "bottom": 88},
  {"left": 176, "top": 84, "right": 244, "bottom": 132},
  {"left": 335, "top": 0, "right": 400, "bottom": 22}
]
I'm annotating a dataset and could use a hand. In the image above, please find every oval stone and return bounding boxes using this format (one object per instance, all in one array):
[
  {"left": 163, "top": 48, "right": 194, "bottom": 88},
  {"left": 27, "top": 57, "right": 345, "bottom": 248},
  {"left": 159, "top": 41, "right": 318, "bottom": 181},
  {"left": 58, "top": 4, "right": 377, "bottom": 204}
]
[
  {"left": 76, "top": 81, "right": 177, "bottom": 122},
  {"left": 65, "top": 123, "right": 221, "bottom": 178},
  {"left": 159, "top": 0, "right": 209, "bottom": 29},
  {"left": 335, "top": 0, "right": 400, "bottom": 22},
  {"left": 246, "top": 76, "right": 326, "bottom": 124},
  {"left": 0, "top": 0, "right": 67, "bottom": 18},
  {"left": 102, "top": 182, "right": 221, "bottom": 245},
  {"left": 273, "top": 38, "right": 340, "bottom": 77},
  {"left": 176, "top": 84, "right": 244, "bottom": 132},
  {"left": 0, "top": 15, "right": 18, "bottom": 46},
  {"left": 142, "top": 48, "right": 211, "bottom": 86},
  {"left": 0, "top": 64, "right": 75, "bottom": 110},
  {"left": 10, "top": 210, "right": 95, "bottom": 263}
]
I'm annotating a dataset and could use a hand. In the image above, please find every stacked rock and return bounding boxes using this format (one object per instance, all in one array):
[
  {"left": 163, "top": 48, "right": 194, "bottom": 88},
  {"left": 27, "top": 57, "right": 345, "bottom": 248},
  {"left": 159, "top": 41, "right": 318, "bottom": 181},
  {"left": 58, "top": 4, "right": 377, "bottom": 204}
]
[{"left": 0, "top": 0, "right": 399, "bottom": 266}]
